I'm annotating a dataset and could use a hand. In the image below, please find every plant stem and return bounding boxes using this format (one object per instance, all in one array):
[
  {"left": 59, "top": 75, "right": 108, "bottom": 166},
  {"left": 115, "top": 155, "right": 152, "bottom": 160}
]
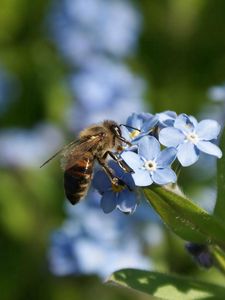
[{"left": 211, "top": 246, "right": 225, "bottom": 276}]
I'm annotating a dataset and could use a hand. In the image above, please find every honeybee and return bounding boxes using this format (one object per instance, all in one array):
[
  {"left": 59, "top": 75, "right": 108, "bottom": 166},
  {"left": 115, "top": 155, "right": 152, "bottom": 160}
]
[{"left": 41, "top": 120, "right": 133, "bottom": 205}]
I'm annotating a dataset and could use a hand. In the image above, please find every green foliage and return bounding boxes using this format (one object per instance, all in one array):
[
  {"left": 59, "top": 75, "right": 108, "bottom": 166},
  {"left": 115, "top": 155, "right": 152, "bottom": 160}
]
[
  {"left": 144, "top": 186, "right": 225, "bottom": 250},
  {"left": 214, "top": 127, "right": 225, "bottom": 222},
  {"left": 112, "top": 128, "right": 225, "bottom": 300},
  {"left": 108, "top": 269, "right": 225, "bottom": 300},
  {"left": 1, "top": 0, "right": 225, "bottom": 299},
  {"left": 109, "top": 130, "right": 225, "bottom": 299}
]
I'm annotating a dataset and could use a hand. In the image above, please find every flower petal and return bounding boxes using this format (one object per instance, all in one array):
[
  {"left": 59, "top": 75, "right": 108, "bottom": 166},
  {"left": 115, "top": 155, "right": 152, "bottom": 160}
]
[
  {"left": 174, "top": 114, "right": 195, "bottom": 134},
  {"left": 159, "top": 127, "right": 185, "bottom": 147},
  {"left": 93, "top": 170, "right": 111, "bottom": 193},
  {"left": 127, "top": 113, "right": 143, "bottom": 130},
  {"left": 132, "top": 132, "right": 148, "bottom": 143},
  {"left": 121, "top": 126, "right": 132, "bottom": 142},
  {"left": 156, "top": 147, "right": 177, "bottom": 168},
  {"left": 196, "top": 120, "right": 221, "bottom": 141},
  {"left": 117, "top": 190, "right": 137, "bottom": 214},
  {"left": 108, "top": 160, "right": 125, "bottom": 178},
  {"left": 138, "top": 136, "right": 160, "bottom": 160},
  {"left": 132, "top": 169, "right": 153, "bottom": 186},
  {"left": 177, "top": 142, "right": 199, "bottom": 166},
  {"left": 121, "top": 151, "right": 143, "bottom": 170},
  {"left": 196, "top": 141, "right": 222, "bottom": 158},
  {"left": 152, "top": 168, "right": 177, "bottom": 185},
  {"left": 157, "top": 110, "right": 177, "bottom": 126},
  {"left": 100, "top": 191, "right": 117, "bottom": 213},
  {"left": 189, "top": 115, "right": 198, "bottom": 128},
  {"left": 121, "top": 172, "right": 136, "bottom": 189},
  {"left": 141, "top": 115, "right": 159, "bottom": 133}
]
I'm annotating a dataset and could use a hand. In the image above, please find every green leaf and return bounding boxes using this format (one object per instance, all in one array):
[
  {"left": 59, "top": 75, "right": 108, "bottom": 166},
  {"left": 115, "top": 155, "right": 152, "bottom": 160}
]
[
  {"left": 107, "top": 269, "right": 225, "bottom": 300},
  {"left": 144, "top": 186, "right": 225, "bottom": 249},
  {"left": 214, "top": 127, "right": 225, "bottom": 222}
]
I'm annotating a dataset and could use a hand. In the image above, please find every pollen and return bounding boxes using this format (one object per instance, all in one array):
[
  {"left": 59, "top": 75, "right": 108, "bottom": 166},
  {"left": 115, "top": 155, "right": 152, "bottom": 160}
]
[
  {"left": 129, "top": 129, "right": 140, "bottom": 139},
  {"left": 111, "top": 183, "right": 125, "bottom": 193}
]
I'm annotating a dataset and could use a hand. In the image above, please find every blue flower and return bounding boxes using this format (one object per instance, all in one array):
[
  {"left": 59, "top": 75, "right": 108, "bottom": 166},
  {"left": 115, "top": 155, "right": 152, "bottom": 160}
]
[
  {"left": 121, "top": 136, "right": 177, "bottom": 186},
  {"left": 208, "top": 84, "right": 225, "bottom": 102},
  {"left": 121, "top": 112, "right": 158, "bottom": 143},
  {"left": 0, "top": 124, "right": 63, "bottom": 168},
  {"left": 49, "top": 216, "right": 152, "bottom": 278},
  {"left": 70, "top": 58, "right": 145, "bottom": 110},
  {"left": 159, "top": 114, "right": 222, "bottom": 167},
  {"left": 68, "top": 58, "right": 146, "bottom": 131},
  {"left": 49, "top": 229, "right": 79, "bottom": 276},
  {"left": 49, "top": 196, "right": 153, "bottom": 278},
  {"left": 156, "top": 110, "right": 177, "bottom": 127},
  {"left": 49, "top": 0, "right": 141, "bottom": 65},
  {"left": 93, "top": 161, "right": 137, "bottom": 214},
  {"left": 185, "top": 243, "right": 213, "bottom": 269}
]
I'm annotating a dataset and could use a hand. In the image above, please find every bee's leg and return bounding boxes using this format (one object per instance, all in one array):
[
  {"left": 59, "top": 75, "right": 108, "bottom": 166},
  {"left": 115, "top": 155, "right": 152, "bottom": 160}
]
[
  {"left": 97, "top": 157, "right": 126, "bottom": 187},
  {"left": 104, "top": 151, "right": 134, "bottom": 173}
]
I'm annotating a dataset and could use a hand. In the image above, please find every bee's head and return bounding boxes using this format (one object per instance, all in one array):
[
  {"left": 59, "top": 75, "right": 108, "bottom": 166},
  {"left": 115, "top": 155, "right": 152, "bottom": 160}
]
[
  {"left": 112, "top": 123, "right": 122, "bottom": 138},
  {"left": 103, "top": 120, "right": 121, "bottom": 136},
  {"left": 103, "top": 120, "right": 131, "bottom": 146}
]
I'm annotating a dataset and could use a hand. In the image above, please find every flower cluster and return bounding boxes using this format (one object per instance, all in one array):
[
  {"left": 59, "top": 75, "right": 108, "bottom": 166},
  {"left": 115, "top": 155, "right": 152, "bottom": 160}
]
[
  {"left": 68, "top": 57, "right": 146, "bottom": 131},
  {"left": 48, "top": 0, "right": 146, "bottom": 132},
  {"left": 0, "top": 68, "right": 63, "bottom": 168},
  {"left": 0, "top": 124, "right": 63, "bottom": 168},
  {"left": 48, "top": 191, "right": 158, "bottom": 278},
  {"left": 49, "top": 0, "right": 141, "bottom": 65},
  {"left": 48, "top": 0, "right": 154, "bottom": 279},
  {"left": 93, "top": 111, "right": 222, "bottom": 214}
]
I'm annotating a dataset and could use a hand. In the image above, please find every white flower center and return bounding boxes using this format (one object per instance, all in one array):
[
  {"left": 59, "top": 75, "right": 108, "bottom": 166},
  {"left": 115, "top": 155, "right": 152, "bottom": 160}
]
[
  {"left": 144, "top": 160, "right": 157, "bottom": 171},
  {"left": 129, "top": 129, "right": 140, "bottom": 139},
  {"left": 186, "top": 132, "right": 199, "bottom": 144}
]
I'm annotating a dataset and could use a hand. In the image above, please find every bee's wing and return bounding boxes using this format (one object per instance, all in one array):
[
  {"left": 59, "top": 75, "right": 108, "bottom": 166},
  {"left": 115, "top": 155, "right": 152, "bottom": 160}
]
[
  {"left": 40, "top": 139, "right": 81, "bottom": 168},
  {"left": 61, "top": 135, "right": 104, "bottom": 170},
  {"left": 40, "top": 135, "right": 102, "bottom": 169}
]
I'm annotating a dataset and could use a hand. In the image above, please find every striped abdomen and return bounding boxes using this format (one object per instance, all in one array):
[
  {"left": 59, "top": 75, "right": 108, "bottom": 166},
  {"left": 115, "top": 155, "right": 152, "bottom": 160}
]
[{"left": 64, "top": 152, "right": 94, "bottom": 205}]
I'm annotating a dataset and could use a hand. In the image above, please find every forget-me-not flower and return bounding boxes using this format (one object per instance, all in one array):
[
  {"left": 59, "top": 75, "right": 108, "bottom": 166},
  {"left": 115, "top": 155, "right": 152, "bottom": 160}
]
[
  {"left": 0, "top": 124, "right": 63, "bottom": 168},
  {"left": 49, "top": 0, "right": 141, "bottom": 65},
  {"left": 67, "top": 58, "right": 146, "bottom": 131},
  {"left": 157, "top": 110, "right": 177, "bottom": 127},
  {"left": 93, "top": 161, "right": 137, "bottom": 214},
  {"left": 121, "top": 136, "right": 177, "bottom": 186},
  {"left": 49, "top": 212, "right": 152, "bottom": 278},
  {"left": 121, "top": 112, "right": 158, "bottom": 143},
  {"left": 159, "top": 114, "right": 222, "bottom": 167},
  {"left": 70, "top": 58, "right": 145, "bottom": 111}
]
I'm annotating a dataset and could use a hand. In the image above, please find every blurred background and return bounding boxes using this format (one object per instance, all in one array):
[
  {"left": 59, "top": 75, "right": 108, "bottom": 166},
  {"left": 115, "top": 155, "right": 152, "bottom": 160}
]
[{"left": 0, "top": 0, "right": 225, "bottom": 299}]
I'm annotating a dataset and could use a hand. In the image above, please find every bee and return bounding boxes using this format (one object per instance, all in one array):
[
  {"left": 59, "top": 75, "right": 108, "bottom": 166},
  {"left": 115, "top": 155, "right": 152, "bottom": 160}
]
[{"left": 40, "top": 120, "right": 133, "bottom": 205}]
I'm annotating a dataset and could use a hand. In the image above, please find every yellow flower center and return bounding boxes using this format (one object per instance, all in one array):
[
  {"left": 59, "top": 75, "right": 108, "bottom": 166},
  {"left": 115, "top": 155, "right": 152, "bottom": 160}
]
[{"left": 129, "top": 129, "right": 140, "bottom": 139}]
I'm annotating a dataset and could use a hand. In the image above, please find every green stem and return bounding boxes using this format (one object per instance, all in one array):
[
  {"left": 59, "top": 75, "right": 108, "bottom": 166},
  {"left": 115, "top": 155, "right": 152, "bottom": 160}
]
[
  {"left": 174, "top": 161, "right": 182, "bottom": 179},
  {"left": 211, "top": 246, "right": 225, "bottom": 276}
]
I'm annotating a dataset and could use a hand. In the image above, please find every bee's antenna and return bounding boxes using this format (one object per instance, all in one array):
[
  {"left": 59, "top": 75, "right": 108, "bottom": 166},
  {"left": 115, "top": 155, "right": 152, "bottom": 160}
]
[
  {"left": 40, "top": 149, "right": 62, "bottom": 168},
  {"left": 119, "top": 124, "right": 141, "bottom": 132},
  {"left": 117, "top": 136, "right": 132, "bottom": 147}
]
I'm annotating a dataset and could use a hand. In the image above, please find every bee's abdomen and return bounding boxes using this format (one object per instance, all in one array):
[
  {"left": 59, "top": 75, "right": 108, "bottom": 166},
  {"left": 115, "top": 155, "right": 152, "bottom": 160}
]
[{"left": 64, "top": 154, "right": 94, "bottom": 205}]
